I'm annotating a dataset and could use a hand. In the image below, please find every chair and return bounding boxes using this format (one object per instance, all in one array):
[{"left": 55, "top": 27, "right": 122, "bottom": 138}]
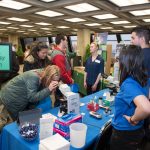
[{"left": 94, "top": 119, "right": 112, "bottom": 150}]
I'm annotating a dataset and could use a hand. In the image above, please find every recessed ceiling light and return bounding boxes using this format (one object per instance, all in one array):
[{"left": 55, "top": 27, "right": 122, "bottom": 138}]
[
  {"left": 111, "top": 21, "right": 130, "bottom": 24},
  {"left": 20, "top": 25, "right": 33, "bottom": 27},
  {"left": 0, "top": 29, "right": 7, "bottom": 30},
  {"left": 109, "top": 0, "right": 149, "bottom": 7},
  {"left": 65, "top": 18, "right": 86, "bottom": 22},
  {"left": 111, "top": 30, "right": 123, "bottom": 32},
  {"left": 41, "top": 0, "right": 55, "bottom": 2},
  {"left": 41, "top": 28, "right": 50, "bottom": 30},
  {"left": 57, "top": 26, "right": 70, "bottom": 28},
  {"left": 100, "top": 27, "right": 113, "bottom": 29},
  {"left": 28, "top": 29, "right": 37, "bottom": 31},
  {"left": 84, "top": 23, "right": 101, "bottom": 26},
  {"left": 35, "top": 22, "right": 52, "bottom": 26},
  {"left": 130, "top": 9, "right": 150, "bottom": 16},
  {"left": 7, "top": 17, "right": 28, "bottom": 22},
  {"left": 0, "top": 21, "right": 11, "bottom": 25},
  {"left": 93, "top": 14, "right": 117, "bottom": 19},
  {"left": 7, "top": 27, "right": 19, "bottom": 29},
  {"left": 35, "top": 10, "right": 64, "bottom": 17},
  {"left": 17, "top": 31, "right": 25, "bottom": 32},
  {"left": 143, "top": 19, "right": 150, "bottom": 22},
  {"left": 123, "top": 25, "right": 136, "bottom": 28},
  {"left": 0, "top": 0, "right": 31, "bottom": 10},
  {"left": 73, "top": 29, "right": 78, "bottom": 31},
  {"left": 65, "top": 3, "right": 99, "bottom": 13},
  {"left": 45, "top": 31, "right": 51, "bottom": 33}
]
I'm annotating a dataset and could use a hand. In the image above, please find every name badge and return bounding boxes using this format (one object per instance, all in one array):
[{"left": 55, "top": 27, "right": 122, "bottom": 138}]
[{"left": 95, "top": 60, "right": 100, "bottom": 63}]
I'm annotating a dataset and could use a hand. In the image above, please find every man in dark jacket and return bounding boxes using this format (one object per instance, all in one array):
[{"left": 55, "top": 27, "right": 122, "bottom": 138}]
[{"left": 131, "top": 27, "right": 150, "bottom": 77}]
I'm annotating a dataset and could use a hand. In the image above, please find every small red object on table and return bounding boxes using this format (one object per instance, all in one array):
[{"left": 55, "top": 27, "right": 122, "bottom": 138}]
[{"left": 87, "top": 103, "right": 99, "bottom": 112}]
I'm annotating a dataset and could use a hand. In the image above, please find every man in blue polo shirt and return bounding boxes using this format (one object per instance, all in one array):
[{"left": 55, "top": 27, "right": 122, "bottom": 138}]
[{"left": 84, "top": 42, "right": 104, "bottom": 95}]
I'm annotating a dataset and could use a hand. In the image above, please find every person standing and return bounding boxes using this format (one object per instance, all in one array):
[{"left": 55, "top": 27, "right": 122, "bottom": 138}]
[
  {"left": 23, "top": 42, "right": 51, "bottom": 72},
  {"left": 84, "top": 42, "right": 104, "bottom": 95},
  {"left": 131, "top": 27, "right": 150, "bottom": 77},
  {"left": 51, "top": 34, "right": 73, "bottom": 84},
  {"left": 110, "top": 45, "right": 150, "bottom": 150}
]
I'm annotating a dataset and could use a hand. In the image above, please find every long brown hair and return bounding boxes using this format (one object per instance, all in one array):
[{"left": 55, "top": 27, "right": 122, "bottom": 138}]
[{"left": 40, "top": 65, "right": 60, "bottom": 87}]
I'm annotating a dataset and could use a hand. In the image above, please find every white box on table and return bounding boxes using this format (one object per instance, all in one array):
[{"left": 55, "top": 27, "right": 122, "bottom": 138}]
[
  {"left": 39, "top": 133, "right": 70, "bottom": 150},
  {"left": 64, "top": 92, "right": 80, "bottom": 114}
]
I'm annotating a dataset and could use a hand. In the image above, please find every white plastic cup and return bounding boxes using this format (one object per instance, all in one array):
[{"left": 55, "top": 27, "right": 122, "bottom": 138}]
[{"left": 69, "top": 123, "right": 87, "bottom": 148}]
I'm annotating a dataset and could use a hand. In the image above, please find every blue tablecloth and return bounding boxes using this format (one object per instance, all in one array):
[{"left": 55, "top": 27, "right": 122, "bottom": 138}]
[{"left": 0, "top": 89, "right": 113, "bottom": 150}]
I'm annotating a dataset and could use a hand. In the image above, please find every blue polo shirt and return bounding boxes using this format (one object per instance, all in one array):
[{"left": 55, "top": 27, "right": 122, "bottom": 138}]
[
  {"left": 112, "top": 77, "right": 149, "bottom": 131},
  {"left": 85, "top": 55, "right": 104, "bottom": 85}
]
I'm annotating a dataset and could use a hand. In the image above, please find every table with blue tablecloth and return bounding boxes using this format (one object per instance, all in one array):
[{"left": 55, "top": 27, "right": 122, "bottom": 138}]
[{"left": 0, "top": 89, "right": 113, "bottom": 150}]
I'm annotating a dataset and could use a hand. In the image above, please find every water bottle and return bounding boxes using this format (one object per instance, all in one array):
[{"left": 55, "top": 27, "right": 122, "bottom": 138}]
[{"left": 94, "top": 96, "right": 99, "bottom": 104}]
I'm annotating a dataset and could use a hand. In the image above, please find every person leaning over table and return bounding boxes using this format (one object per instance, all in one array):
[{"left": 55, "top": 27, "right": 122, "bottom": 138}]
[
  {"left": 110, "top": 45, "right": 150, "bottom": 150},
  {"left": 84, "top": 42, "right": 104, "bottom": 95},
  {"left": 0, "top": 65, "right": 60, "bottom": 121}
]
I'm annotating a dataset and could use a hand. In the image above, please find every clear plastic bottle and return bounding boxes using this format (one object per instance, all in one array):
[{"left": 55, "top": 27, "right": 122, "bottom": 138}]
[{"left": 94, "top": 96, "right": 98, "bottom": 104}]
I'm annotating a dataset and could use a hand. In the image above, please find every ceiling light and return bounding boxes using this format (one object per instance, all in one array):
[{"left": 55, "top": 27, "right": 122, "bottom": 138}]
[
  {"left": 0, "top": 0, "right": 31, "bottom": 10},
  {"left": 41, "top": 0, "right": 55, "bottom": 2},
  {"left": 41, "top": 28, "right": 50, "bottom": 30},
  {"left": 123, "top": 25, "right": 136, "bottom": 28},
  {"left": 100, "top": 27, "right": 113, "bottom": 29},
  {"left": 45, "top": 31, "right": 51, "bottom": 33},
  {"left": 130, "top": 9, "right": 150, "bottom": 16},
  {"left": 84, "top": 23, "right": 101, "bottom": 26},
  {"left": 7, "top": 17, "right": 28, "bottom": 22},
  {"left": 17, "top": 31, "right": 25, "bottom": 32},
  {"left": 73, "top": 29, "right": 78, "bottom": 31},
  {"left": 143, "top": 19, "right": 150, "bottom": 22},
  {"left": 111, "top": 30, "right": 123, "bottom": 32},
  {"left": 35, "top": 22, "right": 52, "bottom": 26},
  {"left": 65, "top": 3, "right": 99, "bottom": 13},
  {"left": 57, "top": 26, "right": 70, "bottom": 28},
  {"left": 0, "top": 21, "right": 11, "bottom": 25},
  {"left": 20, "top": 25, "right": 33, "bottom": 27},
  {"left": 93, "top": 14, "right": 117, "bottom": 19},
  {"left": 28, "top": 29, "right": 37, "bottom": 31},
  {"left": 109, "top": 0, "right": 149, "bottom": 7},
  {"left": 65, "top": 18, "right": 86, "bottom": 22},
  {"left": 0, "top": 29, "right": 7, "bottom": 30},
  {"left": 35, "top": 10, "right": 64, "bottom": 17},
  {"left": 111, "top": 21, "right": 130, "bottom": 24},
  {"left": 7, "top": 27, "right": 19, "bottom": 29}
]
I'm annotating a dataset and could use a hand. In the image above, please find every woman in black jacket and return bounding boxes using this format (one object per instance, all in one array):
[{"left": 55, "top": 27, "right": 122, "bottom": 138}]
[{"left": 23, "top": 41, "right": 51, "bottom": 72}]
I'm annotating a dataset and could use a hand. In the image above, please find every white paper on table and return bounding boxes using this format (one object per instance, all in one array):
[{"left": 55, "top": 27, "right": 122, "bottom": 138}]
[
  {"left": 40, "top": 133, "right": 70, "bottom": 150},
  {"left": 42, "top": 113, "right": 57, "bottom": 122},
  {"left": 40, "top": 118, "right": 54, "bottom": 140}
]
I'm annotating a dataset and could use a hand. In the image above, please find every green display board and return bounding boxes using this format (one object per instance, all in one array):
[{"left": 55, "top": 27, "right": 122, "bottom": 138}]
[
  {"left": 73, "top": 70, "right": 106, "bottom": 96},
  {"left": 0, "top": 43, "right": 12, "bottom": 71}
]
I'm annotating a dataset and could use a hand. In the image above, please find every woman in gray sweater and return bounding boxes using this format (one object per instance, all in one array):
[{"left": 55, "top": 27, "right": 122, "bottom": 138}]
[{"left": 0, "top": 65, "right": 60, "bottom": 120}]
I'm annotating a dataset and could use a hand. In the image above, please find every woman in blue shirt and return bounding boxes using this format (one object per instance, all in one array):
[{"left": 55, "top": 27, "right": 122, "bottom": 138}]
[
  {"left": 84, "top": 42, "right": 104, "bottom": 95},
  {"left": 110, "top": 45, "right": 150, "bottom": 150}
]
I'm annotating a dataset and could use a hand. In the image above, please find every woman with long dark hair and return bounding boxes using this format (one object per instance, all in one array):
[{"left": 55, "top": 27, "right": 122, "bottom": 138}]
[
  {"left": 23, "top": 41, "right": 51, "bottom": 72},
  {"left": 110, "top": 45, "right": 150, "bottom": 150}
]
